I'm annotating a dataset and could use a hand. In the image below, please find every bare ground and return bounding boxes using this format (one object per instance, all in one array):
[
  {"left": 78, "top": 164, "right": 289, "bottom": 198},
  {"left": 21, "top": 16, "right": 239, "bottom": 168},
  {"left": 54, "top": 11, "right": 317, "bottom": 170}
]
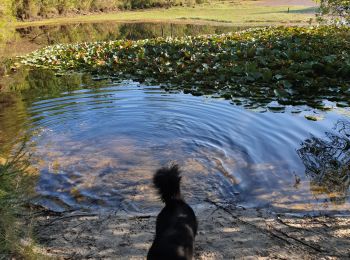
[
  {"left": 33, "top": 200, "right": 350, "bottom": 259},
  {"left": 256, "top": 0, "right": 318, "bottom": 7}
]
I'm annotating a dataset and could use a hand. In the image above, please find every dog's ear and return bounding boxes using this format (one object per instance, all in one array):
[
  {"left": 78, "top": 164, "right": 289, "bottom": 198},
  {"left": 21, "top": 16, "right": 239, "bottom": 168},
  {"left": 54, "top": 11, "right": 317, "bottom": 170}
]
[
  {"left": 169, "top": 163, "right": 180, "bottom": 173},
  {"left": 168, "top": 162, "right": 179, "bottom": 172}
]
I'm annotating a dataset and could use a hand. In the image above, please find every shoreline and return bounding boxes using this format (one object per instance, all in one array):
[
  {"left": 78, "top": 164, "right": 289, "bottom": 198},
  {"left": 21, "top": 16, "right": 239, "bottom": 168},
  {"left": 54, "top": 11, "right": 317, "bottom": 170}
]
[
  {"left": 12, "top": 0, "right": 318, "bottom": 28},
  {"left": 14, "top": 18, "right": 245, "bottom": 29},
  {"left": 33, "top": 201, "right": 350, "bottom": 259}
]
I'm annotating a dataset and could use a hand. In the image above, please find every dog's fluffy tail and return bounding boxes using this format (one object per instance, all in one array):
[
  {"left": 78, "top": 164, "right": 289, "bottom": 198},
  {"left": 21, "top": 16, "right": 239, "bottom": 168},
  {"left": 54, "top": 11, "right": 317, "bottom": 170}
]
[{"left": 153, "top": 164, "right": 181, "bottom": 204}]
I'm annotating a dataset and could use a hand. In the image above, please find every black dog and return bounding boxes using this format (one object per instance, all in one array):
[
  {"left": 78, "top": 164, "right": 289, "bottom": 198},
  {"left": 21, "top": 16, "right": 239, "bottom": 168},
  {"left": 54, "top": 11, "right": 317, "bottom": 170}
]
[{"left": 147, "top": 164, "right": 198, "bottom": 260}]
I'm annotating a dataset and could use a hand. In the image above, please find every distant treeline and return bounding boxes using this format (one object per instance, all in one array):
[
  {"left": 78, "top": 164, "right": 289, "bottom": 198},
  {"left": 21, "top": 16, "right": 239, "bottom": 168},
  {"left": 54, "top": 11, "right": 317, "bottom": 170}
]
[{"left": 0, "top": 0, "right": 206, "bottom": 20}]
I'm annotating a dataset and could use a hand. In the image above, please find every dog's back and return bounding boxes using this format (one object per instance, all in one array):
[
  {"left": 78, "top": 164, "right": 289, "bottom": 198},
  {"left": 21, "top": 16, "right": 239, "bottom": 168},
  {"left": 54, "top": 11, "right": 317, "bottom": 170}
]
[{"left": 147, "top": 165, "right": 197, "bottom": 260}]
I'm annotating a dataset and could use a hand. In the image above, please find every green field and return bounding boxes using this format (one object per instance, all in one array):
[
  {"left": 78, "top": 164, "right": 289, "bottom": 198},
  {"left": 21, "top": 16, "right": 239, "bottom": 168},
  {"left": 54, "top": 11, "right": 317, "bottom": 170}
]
[{"left": 15, "top": 1, "right": 318, "bottom": 27}]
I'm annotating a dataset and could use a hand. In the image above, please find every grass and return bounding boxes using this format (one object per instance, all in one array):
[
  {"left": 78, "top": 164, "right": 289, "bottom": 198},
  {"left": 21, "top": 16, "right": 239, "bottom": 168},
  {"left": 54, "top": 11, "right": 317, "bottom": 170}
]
[
  {"left": 0, "top": 0, "right": 319, "bottom": 60},
  {"left": 0, "top": 145, "right": 40, "bottom": 259},
  {"left": 15, "top": 1, "right": 318, "bottom": 28}
]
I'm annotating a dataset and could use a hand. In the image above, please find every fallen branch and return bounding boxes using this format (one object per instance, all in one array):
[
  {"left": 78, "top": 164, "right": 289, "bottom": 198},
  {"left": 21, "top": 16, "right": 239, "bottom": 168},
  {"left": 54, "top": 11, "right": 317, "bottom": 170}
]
[
  {"left": 204, "top": 198, "right": 292, "bottom": 245},
  {"left": 267, "top": 223, "right": 325, "bottom": 253},
  {"left": 39, "top": 213, "right": 99, "bottom": 226},
  {"left": 29, "top": 32, "right": 46, "bottom": 42},
  {"left": 130, "top": 215, "right": 152, "bottom": 219},
  {"left": 203, "top": 198, "right": 344, "bottom": 255}
]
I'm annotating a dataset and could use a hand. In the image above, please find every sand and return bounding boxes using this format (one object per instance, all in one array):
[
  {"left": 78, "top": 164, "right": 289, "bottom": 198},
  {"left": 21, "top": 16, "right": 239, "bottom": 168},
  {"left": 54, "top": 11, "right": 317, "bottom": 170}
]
[{"left": 33, "top": 200, "right": 350, "bottom": 259}]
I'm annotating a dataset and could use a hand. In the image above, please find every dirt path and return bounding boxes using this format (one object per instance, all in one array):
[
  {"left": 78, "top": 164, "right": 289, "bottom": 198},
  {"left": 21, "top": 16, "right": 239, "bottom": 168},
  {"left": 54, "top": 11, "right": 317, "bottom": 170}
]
[
  {"left": 34, "top": 201, "right": 350, "bottom": 259},
  {"left": 256, "top": 0, "right": 318, "bottom": 7}
]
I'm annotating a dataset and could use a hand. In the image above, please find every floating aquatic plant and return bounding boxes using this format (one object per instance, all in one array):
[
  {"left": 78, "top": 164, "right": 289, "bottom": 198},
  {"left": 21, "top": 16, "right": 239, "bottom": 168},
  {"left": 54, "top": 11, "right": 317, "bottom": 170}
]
[{"left": 21, "top": 26, "right": 350, "bottom": 108}]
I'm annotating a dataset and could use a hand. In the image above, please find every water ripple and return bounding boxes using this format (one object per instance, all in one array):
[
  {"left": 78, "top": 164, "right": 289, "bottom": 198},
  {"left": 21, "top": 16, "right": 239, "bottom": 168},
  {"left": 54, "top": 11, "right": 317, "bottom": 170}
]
[{"left": 22, "top": 82, "right": 350, "bottom": 214}]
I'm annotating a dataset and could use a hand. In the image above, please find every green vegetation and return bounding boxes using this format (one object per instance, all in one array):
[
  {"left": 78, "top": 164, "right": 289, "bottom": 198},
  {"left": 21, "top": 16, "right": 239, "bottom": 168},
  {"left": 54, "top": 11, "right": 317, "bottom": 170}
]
[
  {"left": 15, "top": 2, "right": 318, "bottom": 28},
  {"left": 21, "top": 26, "right": 350, "bottom": 108},
  {"left": 0, "top": 145, "right": 38, "bottom": 258},
  {"left": 0, "top": 0, "right": 13, "bottom": 20},
  {"left": 0, "top": 23, "right": 240, "bottom": 59},
  {"left": 0, "top": 1, "right": 318, "bottom": 59},
  {"left": 0, "top": 0, "right": 15, "bottom": 47},
  {"left": 318, "top": 0, "right": 350, "bottom": 22},
  {"left": 1, "top": 0, "right": 202, "bottom": 20},
  {"left": 0, "top": 92, "right": 29, "bottom": 155}
]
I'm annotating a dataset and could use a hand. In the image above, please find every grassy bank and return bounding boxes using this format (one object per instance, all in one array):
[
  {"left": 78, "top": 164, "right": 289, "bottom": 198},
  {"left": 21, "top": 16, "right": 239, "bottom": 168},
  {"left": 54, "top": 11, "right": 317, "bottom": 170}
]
[
  {"left": 0, "top": 1, "right": 319, "bottom": 63},
  {"left": 0, "top": 0, "right": 197, "bottom": 21},
  {"left": 21, "top": 26, "right": 350, "bottom": 109},
  {"left": 0, "top": 146, "right": 38, "bottom": 258},
  {"left": 15, "top": 1, "right": 318, "bottom": 28}
]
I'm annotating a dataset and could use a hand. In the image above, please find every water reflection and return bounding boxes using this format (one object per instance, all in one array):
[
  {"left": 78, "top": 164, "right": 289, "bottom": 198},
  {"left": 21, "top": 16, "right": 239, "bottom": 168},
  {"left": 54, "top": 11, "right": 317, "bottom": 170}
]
[
  {"left": 1, "top": 68, "right": 350, "bottom": 214},
  {"left": 19, "top": 22, "right": 239, "bottom": 42},
  {"left": 8, "top": 68, "right": 108, "bottom": 94},
  {"left": 2, "top": 22, "right": 242, "bottom": 57},
  {"left": 0, "top": 93, "right": 29, "bottom": 156},
  {"left": 298, "top": 120, "right": 350, "bottom": 205},
  {"left": 0, "top": 69, "right": 110, "bottom": 157},
  {"left": 21, "top": 80, "right": 348, "bottom": 214}
]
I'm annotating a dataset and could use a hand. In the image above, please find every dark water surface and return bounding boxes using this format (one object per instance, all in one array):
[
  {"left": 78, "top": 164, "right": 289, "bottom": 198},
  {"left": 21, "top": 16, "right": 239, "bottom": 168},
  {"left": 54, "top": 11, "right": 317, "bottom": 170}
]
[
  {"left": 1, "top": 70, "right": 349, "bottom": 215},
  {"left": 0, "top": 22, "right": 349, "bottom": 215},
  {"left": 2, "top": 22, "right": 242, "bottom": 57}
]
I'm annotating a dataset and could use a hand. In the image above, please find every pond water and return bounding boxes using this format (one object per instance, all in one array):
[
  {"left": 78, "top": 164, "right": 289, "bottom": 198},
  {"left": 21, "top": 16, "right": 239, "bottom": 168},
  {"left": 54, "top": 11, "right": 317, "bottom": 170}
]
[
  {"left": 1, "top": 69, "right": 349, "bottom": 215},
  {"left": 2, "top": 22, "right": 242, "bottom": 57},
  {"left": 0, "top": 22, "right": 349, "bottom": 215}
]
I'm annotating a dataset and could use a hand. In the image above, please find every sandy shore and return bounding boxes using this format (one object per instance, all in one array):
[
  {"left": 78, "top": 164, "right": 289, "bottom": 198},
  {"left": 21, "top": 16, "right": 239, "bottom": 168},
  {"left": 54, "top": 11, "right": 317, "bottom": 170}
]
[{"left": 33, "top": 200, "right": 350, "bottom": 259}]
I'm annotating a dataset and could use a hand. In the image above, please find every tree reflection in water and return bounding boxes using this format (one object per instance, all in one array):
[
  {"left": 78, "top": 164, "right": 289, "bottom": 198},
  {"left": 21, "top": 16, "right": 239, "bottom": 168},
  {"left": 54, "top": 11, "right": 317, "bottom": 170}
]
[{"left": 297, "top": 120, "right": 350, "bottom": 204}]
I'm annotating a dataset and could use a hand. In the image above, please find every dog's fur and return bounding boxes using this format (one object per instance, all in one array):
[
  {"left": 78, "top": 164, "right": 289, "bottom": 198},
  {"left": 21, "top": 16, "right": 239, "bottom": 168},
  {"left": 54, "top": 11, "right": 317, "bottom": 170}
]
[{"left": 147, "top": 164, "right": 198, "bottom": 260}]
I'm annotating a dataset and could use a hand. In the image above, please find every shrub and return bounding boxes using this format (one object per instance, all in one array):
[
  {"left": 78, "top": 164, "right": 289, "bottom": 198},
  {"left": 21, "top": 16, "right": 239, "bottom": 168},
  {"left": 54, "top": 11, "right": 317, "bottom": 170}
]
[
  {"left": 0, "top": 144, "right": 38, "bottom": 257},
  {"left": 6, "top": 0, "right": 203, "bottom": 19},
  {"left": 318, "top": 0, "right": 350, "bottom": 23}
]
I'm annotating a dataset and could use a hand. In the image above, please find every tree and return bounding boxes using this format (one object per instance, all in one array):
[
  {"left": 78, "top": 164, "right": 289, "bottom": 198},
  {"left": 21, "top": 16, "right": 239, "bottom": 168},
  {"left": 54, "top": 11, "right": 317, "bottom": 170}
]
[
  {"left": 0, "top": 0, "right": 15, "bottom": 44},
  {"left": 318, "top": 0, "right": 350, "bottom": 23}
]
